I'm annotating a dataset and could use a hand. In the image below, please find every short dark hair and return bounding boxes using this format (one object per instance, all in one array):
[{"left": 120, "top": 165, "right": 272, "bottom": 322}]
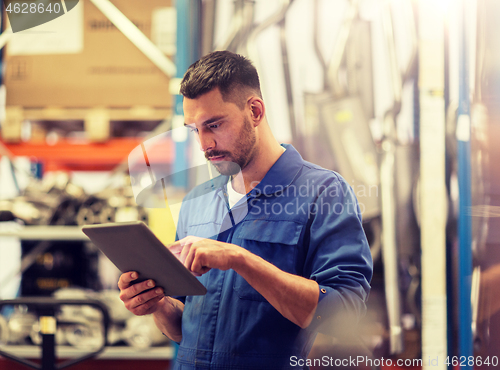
[{"left": 180, "top": 50, "right": 262, "bottom": 109}]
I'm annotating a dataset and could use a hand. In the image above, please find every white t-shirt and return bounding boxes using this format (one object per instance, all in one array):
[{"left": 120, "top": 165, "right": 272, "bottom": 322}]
[{"left": 227, "top": 178, "right": 245, "bottom": 208}]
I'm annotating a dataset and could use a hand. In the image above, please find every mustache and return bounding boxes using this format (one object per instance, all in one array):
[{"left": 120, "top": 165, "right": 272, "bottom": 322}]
[{"left": 205, "top": 150, "right": 230, "bottom": 160}]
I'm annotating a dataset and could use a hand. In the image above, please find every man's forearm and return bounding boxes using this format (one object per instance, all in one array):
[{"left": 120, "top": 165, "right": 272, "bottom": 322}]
[
  {"left": 232, "top": 250, "right": 319, "bottom": 328},
  {"left": 152, "top": 297, "right": 184, "bottom": 343}
]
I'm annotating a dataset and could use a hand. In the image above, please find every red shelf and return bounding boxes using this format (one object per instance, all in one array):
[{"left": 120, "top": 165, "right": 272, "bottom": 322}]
[{"left": 1, "top": 138, "right": 174, "bottom": 172}]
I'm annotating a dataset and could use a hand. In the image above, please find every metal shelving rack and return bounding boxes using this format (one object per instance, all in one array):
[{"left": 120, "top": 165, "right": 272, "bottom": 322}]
[
  {"left": 0, "top": 226, "right": 88, "bottom": 241},
  {"left": 0, "top": 345, "right": 174, "bottom": 361}
]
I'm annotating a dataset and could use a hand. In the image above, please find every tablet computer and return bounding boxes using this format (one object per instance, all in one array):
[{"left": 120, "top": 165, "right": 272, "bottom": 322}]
[{"left": 82, "top": 221, "right": 207, "bottom": 296}]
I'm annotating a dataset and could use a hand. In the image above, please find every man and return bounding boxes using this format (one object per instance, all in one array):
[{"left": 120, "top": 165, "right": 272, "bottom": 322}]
[{"left": 118, "top": 50, "right": 373, "bottom": 369}]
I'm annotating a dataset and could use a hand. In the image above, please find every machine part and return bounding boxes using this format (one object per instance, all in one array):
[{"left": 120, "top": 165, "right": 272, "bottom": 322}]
[
  {"left": 50, "top": 197, "right": 79, "bottom": 226},
  {"left": 123, "top": 315, "right": 169, "bottom": 349},
  {"left": 200, "top": 0, "right": 216, "bottom": 55},
  {"left": 381, "top": 1, "right": 402, "bottom": 107},
  {"left": 99, "top": 206, "right": 116, "bottom": 224},
  {"left": 278, "top": 10, "right": 297, "bottom": 144},
  {"left": 0, "top": 297, "right": 110, "bottom": 370},
  {"left": 216, "top": 0, "right": 255, "bottom": 53},
  {"left": 64, "top": 182, "right": 85, "bottom": 200},
  {"left": 395, "top": 145, "right": 421, "bottom": 262},
  {"left": 49, "top": 289, "right": 123, "bottom": 348},
  {"left": 377, "top": 0, "right": 419, "bottom": 355},
  {"left": 106, "top": 325, "right": 123, "bottom": 346},
  {"left": 0, "top": 314, "right": 9, "bottom": 344},
  {"left": 302, "top": 0, "right": 380, "bottom": 220},
  {"left": 0, "top": 209, "right": 15, "bottom": 222},
  {"left": 76, "top": 207, "right": 95, "bottom": 226},
  {"left": 406, "top": 263, "right": 421, "bottom": 327},
  {"left": 246, "top": 0, "right": 291, "bottom": 74},
  {"left": 4, "top": 172, "right": 90, "bottom": 226},
  {"left": 137, "top": 207, "right": 149, "bottom": 224},
  {"left": 380, "top": 112, "right": 403, "bottom": 354},
  {"left": 7, "top": 308, "right": 37, "bottom": 344},
  {"left": 107, "top": 195, "right": 127, "bottom": 209},
  {"left": 64, "top": 322, "right": 104, "bottom": 350},
  {"left": 469, "top": 103, "right": 490, "bottom": 260},
  {"left": 10, "top": 199, "right": 52, "bottom": 225},
  {"left": 471, "top": 266, "right": 481, "bottom": 339},
  {"left": 314, "top": 94, "right": 380, "bottom": 219},
  {"left": 469, "top": 0, "right": 500, "bottom": 360},
  {"left": 244, "top": 0, "right": 295, "bottom": 146},
  {"left": 58, "top": 304, "right": 102, "bottom": 323},
  {"left": 30, "top": 323, "right": 66, "bottom": 346},
  {"left": 365, "top": 217, "right": 382, "bottom": 263},
  {"left": 21, "top": 241, "right": 101, "bottom": 296},
  {"left": 324, "top": 0, "right": 358, "bottom": 97},
  {"left": 344, "top": 19, "right": 375, "bottom": 120},
  {"left": 98, "top": 289, "right": 134, "bottom": 323},
  {"left": 53, "top": 288, "right": 103, "bottom": 321}
]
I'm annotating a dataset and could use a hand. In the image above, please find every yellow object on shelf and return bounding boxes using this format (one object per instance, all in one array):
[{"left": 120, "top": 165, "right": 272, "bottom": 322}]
[{"left": 148, "top": 207, "right": 177, "bottom": 246}]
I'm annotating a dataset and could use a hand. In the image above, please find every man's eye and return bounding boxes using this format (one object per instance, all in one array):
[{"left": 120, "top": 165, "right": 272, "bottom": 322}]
[
  {"left": 208, "top": 123, "right": 220, "bottom": 129},
  {"left": 189, "top": 127, "right": 198, "bottom": 133}
]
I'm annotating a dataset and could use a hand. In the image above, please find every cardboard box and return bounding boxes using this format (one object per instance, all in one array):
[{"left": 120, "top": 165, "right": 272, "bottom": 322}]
[{"left": 4, "top": 0, "right": 175, "bottom": 108}]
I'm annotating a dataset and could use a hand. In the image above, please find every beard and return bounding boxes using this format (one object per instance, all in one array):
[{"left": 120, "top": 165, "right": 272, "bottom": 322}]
[
  {"left": 210, "top": 161, "right": 241, "bottom": 176},
  {"left": 205, "top": 116, "right": 256, "bottom": 176}
]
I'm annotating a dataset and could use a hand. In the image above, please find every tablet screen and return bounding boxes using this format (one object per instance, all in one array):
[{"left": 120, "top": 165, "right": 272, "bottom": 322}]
[{"left": 82, "top": 221, "right": 207, "bottom": 296}]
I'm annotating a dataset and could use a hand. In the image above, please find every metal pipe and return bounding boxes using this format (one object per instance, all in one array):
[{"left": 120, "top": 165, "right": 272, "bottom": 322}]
[
  {"left": 278, "top": 14, "right": 297, "bottom": 142},
  {"left": 325, "top": 0, "right": 358, "bottom": 98},
  {"left": 201, "top": 0, "right": 217, "bottom": 55},
  {"left": 0, "top": 27, "right": 12, "bottom": 50},
  {"left": 246, "top": 0, "right": 291, "bottom": 65},
  {"left": 457, "top": 0, "right": 473, "bottom": 363},
  {"left": 313, "top": 0, "right": 327, "bottom": 90},
  {"left": 380, "top": 112, "right": 404, "bottom": 354},
  {"left": 382, "top": 0, "right": 402, "bottom": 112},
  {"left": 402, "top": 0, "right": 418, "bottom": 82}
]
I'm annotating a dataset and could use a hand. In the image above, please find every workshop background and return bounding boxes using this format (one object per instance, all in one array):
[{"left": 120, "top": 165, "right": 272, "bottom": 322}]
[{"left": 0, "top": 0, "right": 498, "bottom": 369}]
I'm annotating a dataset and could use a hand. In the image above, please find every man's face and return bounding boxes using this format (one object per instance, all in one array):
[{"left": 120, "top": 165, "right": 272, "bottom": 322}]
[{"left": 183, "top": 88, "right": 257, "bottom": 176}]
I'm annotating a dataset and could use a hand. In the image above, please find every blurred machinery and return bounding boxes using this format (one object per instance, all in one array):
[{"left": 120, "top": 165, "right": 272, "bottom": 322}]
[
  {"left": 0, "top": 171, "right": 148, "bottom": 227},
  {"left": 0, "top": 0, "right": 179, "bottom": 368},
  {"left": 0, "top": 288, "right": 169, "bottom": 350},
  {"left": 297, "top": 0, "right": 420, "bottom": 359},
  {"left": 189, "top": 0, "right": 422, "bottom": 362},
  {"left": 460, "top": 0, "right": 500, "bottom": 362},
  {"left": 207, "top": 0, "right": 422, "bottom": 361},
  {"left": 0, "top": 171, "right": 149, "bottom": 297},
  {"left": 0, "top": 295, "right": 112, "bottom": 370}
]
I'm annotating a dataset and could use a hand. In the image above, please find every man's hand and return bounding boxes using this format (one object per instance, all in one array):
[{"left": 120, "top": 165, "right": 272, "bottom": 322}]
[
  {"left": 118, "top": 272, "right": 185, "bottom": 342},
  {"left": 169, "top": 236, "right": 245, "bottom": 276},
  {"left": 118, "top": 271, "right": 165, "bottom": 316}
]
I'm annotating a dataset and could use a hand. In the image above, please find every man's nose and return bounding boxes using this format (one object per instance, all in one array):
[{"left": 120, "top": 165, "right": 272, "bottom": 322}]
[{"left": 198, "top": 131, "right": 215, "bottom": 152}]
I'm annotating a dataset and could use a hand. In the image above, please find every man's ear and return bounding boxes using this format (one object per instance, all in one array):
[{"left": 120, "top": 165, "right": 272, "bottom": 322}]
[{"left": 248, "top": 97, "right": 265, "bottom": 126}]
